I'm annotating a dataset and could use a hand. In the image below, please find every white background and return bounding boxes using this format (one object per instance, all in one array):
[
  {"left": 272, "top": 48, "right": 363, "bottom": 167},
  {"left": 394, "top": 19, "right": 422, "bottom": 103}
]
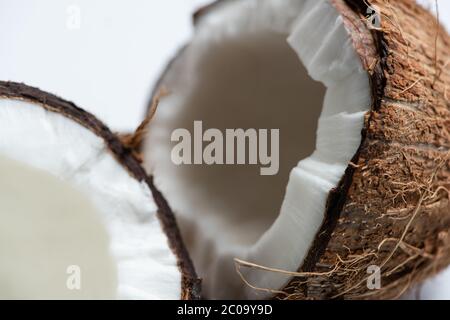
[
  {"left": 0, "top": 0, "right": 210, "bottom": 132},
  {"left": 1, "top": 0, "right": 450, "bottom": 299}
]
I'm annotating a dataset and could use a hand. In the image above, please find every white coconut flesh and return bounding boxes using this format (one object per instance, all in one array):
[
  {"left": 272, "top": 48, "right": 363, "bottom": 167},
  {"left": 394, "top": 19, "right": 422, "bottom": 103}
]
[
  {"left": 144, "top": 0, "right": 371, "bottom": 300},
  {"left": 0, "top": 98, "right": 181, "bottom": 299},
  {"left": 0, "top": 154, "right": 116, "bottom": 299}
]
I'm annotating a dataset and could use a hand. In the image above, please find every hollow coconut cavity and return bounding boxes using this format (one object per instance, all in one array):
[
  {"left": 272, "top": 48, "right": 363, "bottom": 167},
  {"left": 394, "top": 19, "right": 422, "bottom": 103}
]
[
  {"left": 145, "top": 0, "right": 370, "bottom": 299},
  {"left": 0, "top": 82, "right": 199, "bottom": 300},
  {"left": 144, "top": 0, "right": 450, "bottom": 299}
]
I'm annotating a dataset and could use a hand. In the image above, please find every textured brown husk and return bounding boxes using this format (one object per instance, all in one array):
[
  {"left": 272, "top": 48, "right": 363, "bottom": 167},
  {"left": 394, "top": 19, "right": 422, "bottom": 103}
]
[
  {"left": 0, "top": 81, "right": 201, "bottom": 300},
  {"left": 149, "top": 0, "right": 450, "bottom": 299},
  {"left": 292, "top": 0, "right": 450, "bottom": 299}
]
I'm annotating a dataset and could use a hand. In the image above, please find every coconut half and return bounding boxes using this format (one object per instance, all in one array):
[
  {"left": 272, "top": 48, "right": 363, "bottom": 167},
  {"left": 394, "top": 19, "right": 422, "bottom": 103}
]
[
  {"left": 0, "top": 81, "right": 199, "bottom": 300},
  {"left": 143, "top": 0, "right": 450, "bottom": 300}
]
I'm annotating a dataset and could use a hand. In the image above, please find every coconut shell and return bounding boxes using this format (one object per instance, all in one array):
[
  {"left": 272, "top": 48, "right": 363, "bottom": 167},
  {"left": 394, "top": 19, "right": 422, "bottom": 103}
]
[
  {"left": 147, "top": 0, "right": 450, "bottom": 299},
  {"left": 0, "top": 81, "right": 201, "bottom": 300},
  {"left": 291, "top": 0, "right": 450, "bottom": 299}
]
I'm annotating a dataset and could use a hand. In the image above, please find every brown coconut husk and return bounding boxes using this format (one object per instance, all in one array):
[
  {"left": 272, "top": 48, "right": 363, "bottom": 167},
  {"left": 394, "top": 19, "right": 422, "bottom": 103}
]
[
  {"left": 120, "top": 88, "right": 169, "bottom": 155},
  {"left": 144, "top": 0, "right": 450, "bottom": 299},
  {"left": 0, "top": 81, "right": 201, "bottom": 300},
  {"left": 284, "top": 0, "right": 450, "bottom": 299}
]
